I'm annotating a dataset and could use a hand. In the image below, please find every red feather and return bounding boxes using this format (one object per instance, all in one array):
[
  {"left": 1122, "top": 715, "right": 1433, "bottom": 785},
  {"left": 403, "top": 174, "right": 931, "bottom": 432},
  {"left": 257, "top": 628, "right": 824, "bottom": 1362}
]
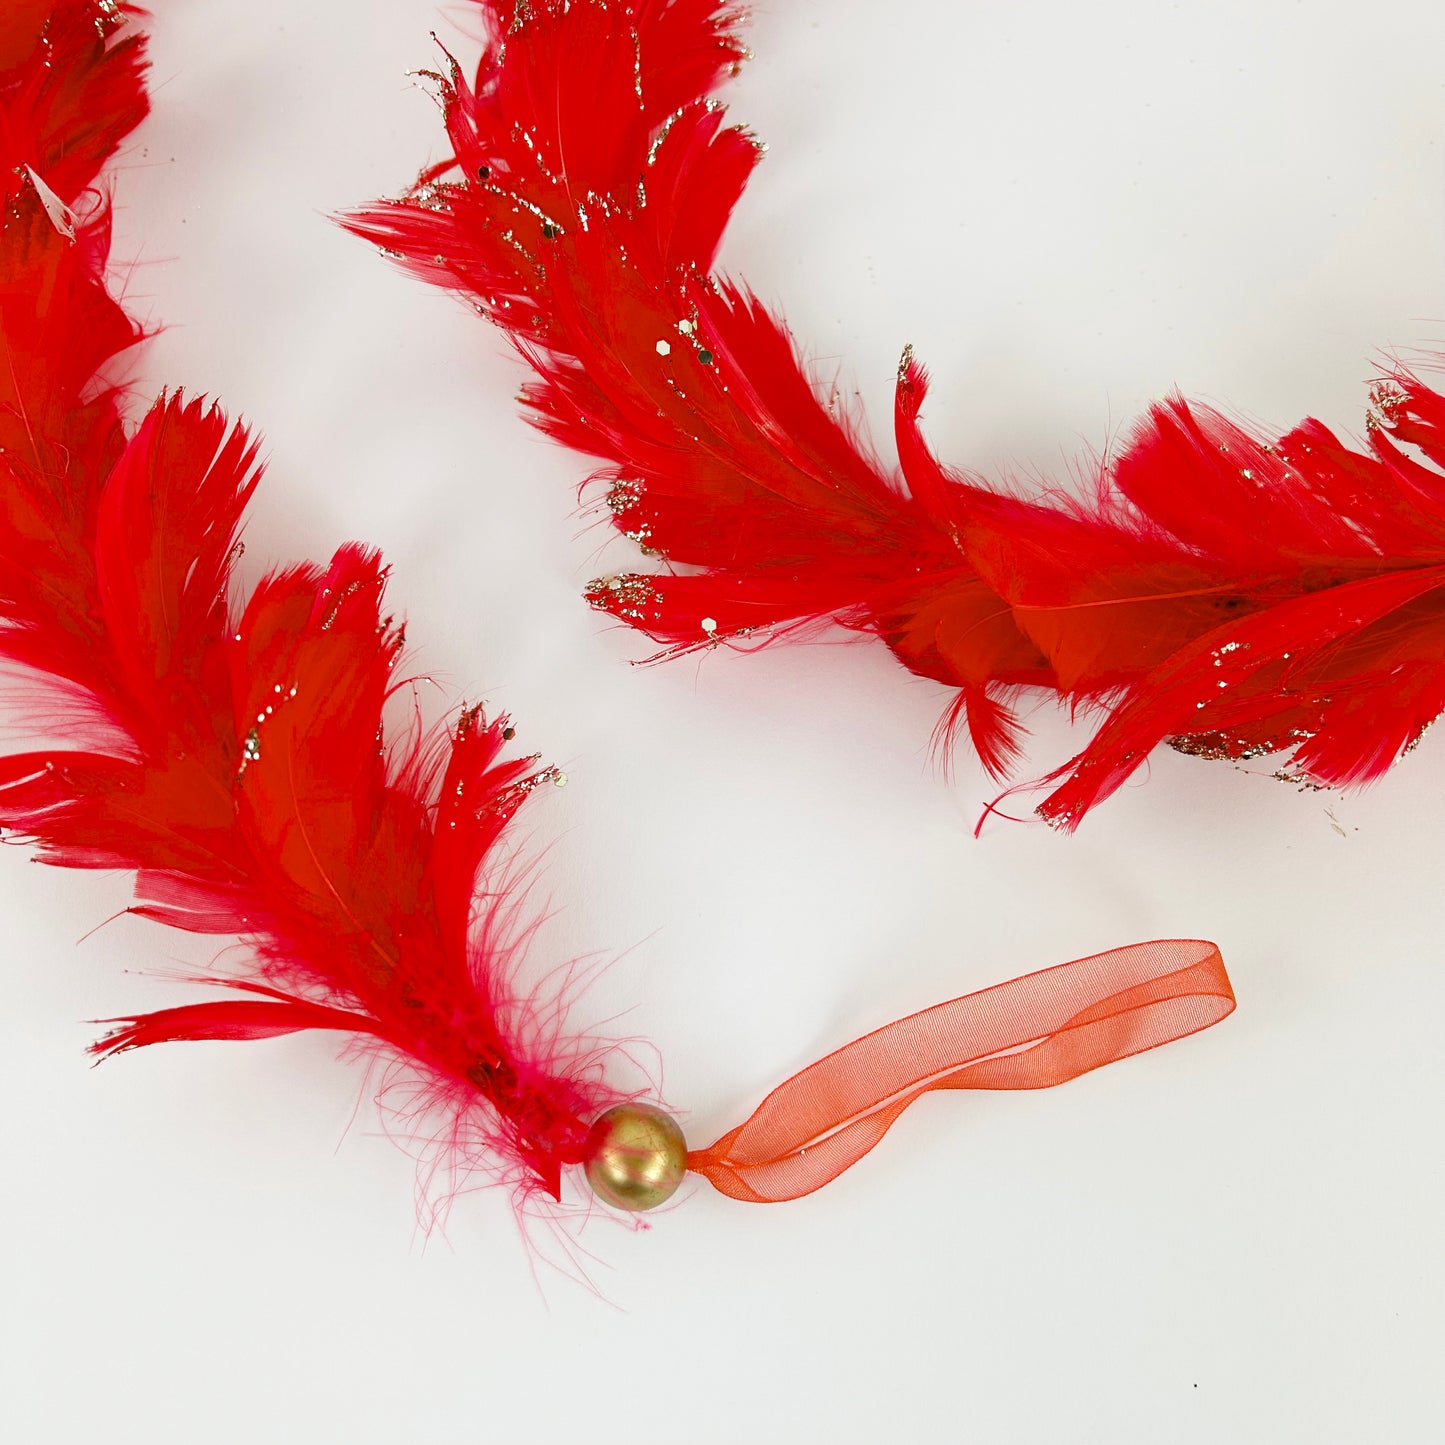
[
  {"left": 352, "top": 0, "right": 1445, "bottom": 826},
  {"left": 1, "top": 2, "right": 625, "bottom": 1205}
]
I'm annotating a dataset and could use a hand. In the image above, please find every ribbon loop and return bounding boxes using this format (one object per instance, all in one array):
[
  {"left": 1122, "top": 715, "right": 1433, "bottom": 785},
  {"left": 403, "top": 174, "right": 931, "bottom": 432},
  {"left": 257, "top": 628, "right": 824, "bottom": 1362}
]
[{"left": 688, "top": 939, "right": 1232, "bottom": 1203}]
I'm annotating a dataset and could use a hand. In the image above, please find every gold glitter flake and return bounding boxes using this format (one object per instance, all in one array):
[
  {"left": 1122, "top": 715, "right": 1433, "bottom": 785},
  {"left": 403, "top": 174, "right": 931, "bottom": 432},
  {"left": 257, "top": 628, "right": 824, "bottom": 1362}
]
[
  {"left": 602, "top": 479, "right": 661, "bottom": 556},
  {"left": 1272, "top": 770, "right": 1330, "bottom": 792},
  {"left": 236, "top": 727, "right": 262, "bottom": 779},
  {"left": 647, "top": 107, "right": 690, "bottom": 167},
  {"left": 606, "top": 477, "right": 644, "bottom": 515},
  {"left": 95, "top": 0, "right": 125, "bottom": 38},
  {"left": 1367, "top": 380, "right": 1409, "bottom": 432},
  {"left": 507, "top": 1, "right": 535, "bottom": 38},
  {"left": 1404, "top": 708, "right": 1445, "bottom": 755},
  {"left": 319, "top": 578, "right": 366, "bottom": 631},
  {"left": 489, "top": 759, "right": 565, "bottom": 815},
  {"left": 587, "top": 574, "right": 664, "bottom": 622},
  {"left": 1169, "top": 718, "right": 1316, "bottom": 763},
  {"left": 409, "top": 180, "right": 455, "bottom": 213}
]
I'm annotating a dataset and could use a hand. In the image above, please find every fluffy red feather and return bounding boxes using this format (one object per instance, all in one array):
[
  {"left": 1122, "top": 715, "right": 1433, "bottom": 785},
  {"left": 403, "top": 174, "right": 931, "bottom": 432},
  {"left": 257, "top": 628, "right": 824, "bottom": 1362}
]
[
  {"left": 350, "top": 0, "right": 1445, "bottom": 826},
  {"left": 1, "top": 1, "right": 622, "bottom": 1205}
]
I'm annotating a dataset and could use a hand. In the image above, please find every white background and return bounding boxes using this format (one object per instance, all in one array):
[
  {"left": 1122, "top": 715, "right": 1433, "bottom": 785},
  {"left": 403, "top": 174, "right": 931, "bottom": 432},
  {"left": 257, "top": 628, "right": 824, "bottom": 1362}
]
[{"left": 3, "top": 1, "right": 1444, "bottom": 1440}]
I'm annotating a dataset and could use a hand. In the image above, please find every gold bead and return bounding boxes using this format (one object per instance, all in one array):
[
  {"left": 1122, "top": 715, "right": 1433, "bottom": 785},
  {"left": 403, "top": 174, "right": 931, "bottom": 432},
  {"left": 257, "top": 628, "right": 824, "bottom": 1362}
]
[{"left": 583, "top": 1103, "right": 688, "bottom": 1212}]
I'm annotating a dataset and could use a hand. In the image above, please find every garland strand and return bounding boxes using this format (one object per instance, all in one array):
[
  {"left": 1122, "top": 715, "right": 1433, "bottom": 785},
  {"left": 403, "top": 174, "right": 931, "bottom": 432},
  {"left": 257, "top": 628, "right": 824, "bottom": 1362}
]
[
  {"left": 1, "top": 0, "right": 620, "bottom": 1206},
  {"left": 350, "top": 0, "right": 1445, "bottom": 829},
  {"left": 1, "top": 1, "right": 1233, "bottom": 1225}
]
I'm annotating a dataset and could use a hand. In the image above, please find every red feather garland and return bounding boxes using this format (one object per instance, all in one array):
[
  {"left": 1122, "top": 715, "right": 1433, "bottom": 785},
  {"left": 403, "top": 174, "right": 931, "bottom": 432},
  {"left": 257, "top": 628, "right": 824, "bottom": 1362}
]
[
  {"left": 1, "top": 1, "right": 623, "bottom": 1205},
  {"left": 0, "top": 0, "right": 1239, "bottom": 1224},
  {"left": 349, "top": 0, "right": 1445, "bottom": 828}
]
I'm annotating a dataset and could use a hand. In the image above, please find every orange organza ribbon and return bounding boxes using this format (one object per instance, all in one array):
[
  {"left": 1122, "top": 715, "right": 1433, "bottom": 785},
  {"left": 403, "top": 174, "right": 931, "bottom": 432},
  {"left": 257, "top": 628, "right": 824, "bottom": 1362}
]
[{"left": 689, "top": 939, "right": 1232, "bottom": 1203}]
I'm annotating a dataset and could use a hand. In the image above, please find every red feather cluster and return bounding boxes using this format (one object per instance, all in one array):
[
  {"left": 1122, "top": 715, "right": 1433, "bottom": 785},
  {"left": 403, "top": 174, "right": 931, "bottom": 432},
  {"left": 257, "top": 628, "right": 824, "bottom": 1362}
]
[
  {"left": 349, "top": 0, "right": 1445, "bottom": 827},
  {"left": 1, "top": 2, "right": 620, "bottom": 1204}
]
